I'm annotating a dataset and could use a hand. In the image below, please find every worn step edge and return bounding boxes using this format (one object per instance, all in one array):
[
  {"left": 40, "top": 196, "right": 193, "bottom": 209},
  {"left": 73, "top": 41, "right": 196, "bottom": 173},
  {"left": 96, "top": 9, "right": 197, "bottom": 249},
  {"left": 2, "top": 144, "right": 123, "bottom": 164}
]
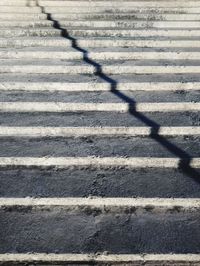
[
  {"left": 4, "top": 51, "right": 200, "bottom": 60},
  {"left": 0, "top": 157, "right": 199, "bottom": 168},
  {"left": 44, "top": 7, "right": 200, "bottom": 11},
  {"left": 4, "top": 65, "right": 200, "bottom": 74},
  {"left": 0, "top": 126, "right": 199, "bottom": 137},
  {"left": 52, "top": 13, "right": 200, "bottom": 20},
  {"left": 1, "top": 66, "right": 200, "bottom": 74},
  {"left": 0, "top": 197, "right": 200, "bottom": 209},
  {"left": 64, "top": 29, "right": 200, "bottom": 37},
  {"left": 0, "top": 253, "right": 200, "bottom": 265},
  {"left": 59, "top": 20, "right": 200, "bottom": 28},
  {"left": 39, "top": 1, "right": 200, "bottom": 7},
  {"left": 0, "top": 21, "right": 53, "bottom": 27},
  {"left": 1, "top": 82, "right": 200, "bottom": 91},
  {"left": 0, "top": 102, "right": 199, "bottom": 112},
  {"left": 1, "top": 39, "right": 200, "bottom": 48}
]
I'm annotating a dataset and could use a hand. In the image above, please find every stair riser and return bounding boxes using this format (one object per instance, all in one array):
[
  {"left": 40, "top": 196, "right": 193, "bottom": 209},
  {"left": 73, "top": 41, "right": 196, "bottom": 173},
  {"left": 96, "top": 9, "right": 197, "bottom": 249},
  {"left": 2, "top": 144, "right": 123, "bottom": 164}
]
[
  {"left": 0, "top": 207, "right": 199, "bottom": 253},
  {"left": 45, "top": 7, "right": 200, "bottom": 13},
  {"left": 0, "top": 29, "right": 60, "bottom": 37},
  {"left": 52, "top": 13, "right": 200, "bottom": 20},
  {"left": 0, "top": 14, "right": 47, "bottom": 20},
  {"left": 64, "top": 29, "right": 200, "bottom": 37},
  {"left": 0, "top": 135, "right": 199, "bottom": 157},
  {"left": 0, "top": 112, "right": 198, "bottom": 127},
  {"left": 59, "top": 20, "right": 200, "bottom": 28},
  {"left": 1, "top": 82, "right": 200, "bottom": 92},
  {"left": 0, "top": 21, "right": 53, "bottom": 27},
  {"left": 2, "top": 51, "right": 200, "bottom": 60},
  {"left": 1, "top": 167, "right": 200, "bottom": 198},
  {"left": 2, "top": 65, "right": 200, "bottom": 74}
]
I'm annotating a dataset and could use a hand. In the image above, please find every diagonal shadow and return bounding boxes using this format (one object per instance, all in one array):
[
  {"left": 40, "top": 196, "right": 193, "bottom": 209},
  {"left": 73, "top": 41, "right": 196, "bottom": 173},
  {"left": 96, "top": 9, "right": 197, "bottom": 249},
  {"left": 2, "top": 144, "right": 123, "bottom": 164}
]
[{"left": 36, "top": 0, "right": 200, "bottom": 184}]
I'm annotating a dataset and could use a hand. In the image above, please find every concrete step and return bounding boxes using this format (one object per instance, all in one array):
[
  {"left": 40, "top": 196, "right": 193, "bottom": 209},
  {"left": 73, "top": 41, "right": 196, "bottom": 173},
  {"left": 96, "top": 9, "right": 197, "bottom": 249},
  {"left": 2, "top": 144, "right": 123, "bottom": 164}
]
[
  {"left": 39, "top": 1, "right": 200, "bottom": 7},
  {"left": 0, "top": 82, "right": 200, "bottom": 92},
  {"left": 3, "top": 49, "right": 200, "bottom": 60},
  {"left": 0, "top": 0, "right": 36, "bottom": 6},
  {"left": 0, "top": 126, "right": 199, "bottom": 137},
  {"left": 0, "top": 90, "right": 199, "bottom": 103},
  {"left": 2, "top": 59, "right": 200, "bottom": 74},
  {"left": 59, "top": 20, "right": 200, "bottom": 28},
  {"left": 52, "top": 12, "right": 200, "bottom": 21},
  {"left": 0, "top": 13, "right": 47, "bottom": 20},
  {"left": 44, "top": 6, "right": 200, "bottom": 13},
  {"left": 0, "top": 253, "right": 200, "bottom": 265},
  {"left": 0, "top": 20, "right": 53, "bottom": 27},
  {"left": 4, "top": 27, "right": 200, "bottom": 38},
  {"left": 0, "top": 6, "right": 41, "bottom": 12},
  {"left": 0, "top": 102, "right": 199, "bottom": 112},
  {"left": 1, "top": 37, "right": 200, "bottom": 48},
  {"left": 0, "top": 0, "right": 200, "bottom": 262},
  {"left": 0, "top": 165, "right": 200, "bottom": 198},
  {"left": 1, "top": 73, "right": 200, "bottom": 90},
  {"left": 0, "top": 37, "right": 70, "bottom": 48},
  {"left": 63, "top": 28, "right": 200, "bottom": 37},
  {"left": 0, "top": 198, "right": 199, "bottom": 254},
  {"left": 0, "top": 28, "right": 60, "bottom": 37},
  {"left": 0, "top": 111, "right": 198, "bottom": 127},
  {"left": 0, "top": 135, "right": 199, "bottom": 157},
  {"left": 0, "top": 156, "right": 199, "bottom": 168}
]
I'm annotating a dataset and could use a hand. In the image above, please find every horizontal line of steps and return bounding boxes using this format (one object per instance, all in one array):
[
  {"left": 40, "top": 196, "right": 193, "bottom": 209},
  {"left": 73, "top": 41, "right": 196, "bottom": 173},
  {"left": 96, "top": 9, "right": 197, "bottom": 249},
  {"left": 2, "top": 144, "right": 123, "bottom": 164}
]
[
  {"left": 2, "top": 6, "right": 200, "bottom": 13},
  {"left": 3, "top": 50, "right": 200, "bottom": 60},
  {"left": 42, "top": 0, "right": 200, "bottom": 6},
  {"left": 5, "top": 28, "right": 200, "bottom": 38},
  {"left": 3, "top": 63, "right": 200, "bottom": 74},
  {"left": 44, "top": 7, "right": 200, "bottom": 13},
  {"left": 0, "top": 6, "right": 41, "bottom": 12},
  {"left": 59, "top": 20, "right": 200, "bottom": 28},
  {"left": 0, "top": 157, "right": 199, "bottom": 168},
  {"left": 2, "top": 37, "right": 200, "bottom": 48},
  {"left": 0, "top": 13, "right": 47, "bottom": 20},
  {"left": 1, "top": 89, "right": 199, "bottom": 103},
  {"left": 0, "top": 126, "right": 199, "bottom": 136},
  {"left": 1, "top": 197, "right": 200, "bottom": 208},
  {"left": 52, "top": 13, "right": 200, "bottom": 20},
  {"left": 0, "top": 111, "right": 197, "bottom": 127},
  {"left": 1, "top": 0, "right": 200, "bottom": 261},
  {"left": 0, "top": 102, "right": 199, "bottom": 112},
  {"left": 7, "top": 0, "right": 200, "bottom": 7},
  {"left": 0, "top": 28, "right": 60, "bottom": 37},
  {"left": 4, "top": 20, "right": 200, "bottom": 29},
  {"left": 60, "top": 28, "right": 200, "bottom": 37},
  {"left": 1, "top": 81, "right": 200, "bottom": 91},
  {"left": 1, "top": 167, "right": 200, "bottom": 198},
  {"left": 0, "top": 253, "right": 199, "bottom": 265},
  {"left": 0, "top": 135, "right": 199, "bottom": 157},
  {"left": 0, "top": 198, "right": 199, "bottom": 254},
  {"left": 0, "top": 21, "right": 53, "bottom": 27}
]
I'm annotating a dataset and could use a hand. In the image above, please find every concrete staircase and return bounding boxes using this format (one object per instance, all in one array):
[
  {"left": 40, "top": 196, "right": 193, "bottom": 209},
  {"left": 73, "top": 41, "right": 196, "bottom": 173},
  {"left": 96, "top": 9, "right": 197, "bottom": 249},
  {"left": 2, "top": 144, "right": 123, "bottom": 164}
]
[{"left": 0, "top": 0, "right": 200, "bottom": 265}]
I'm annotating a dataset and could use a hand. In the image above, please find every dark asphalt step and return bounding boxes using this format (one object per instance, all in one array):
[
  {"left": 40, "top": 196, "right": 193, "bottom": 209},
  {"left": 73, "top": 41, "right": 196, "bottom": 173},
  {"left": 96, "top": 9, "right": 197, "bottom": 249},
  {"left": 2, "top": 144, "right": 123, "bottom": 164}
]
[
  {"left": 0, "top": 112, "right": 198, "bottom": 127},
  {"left": 0, "top": 90, "right": 199, "bottom": 103},
  {"left": 0, "top": 136, "right": 199, "bottom": 157},
  {"left": 0, "top": 206, "right": 199, "bottom": 254},
  {"left": 0, "top": 167, "right": 199, "bottom": 198}
]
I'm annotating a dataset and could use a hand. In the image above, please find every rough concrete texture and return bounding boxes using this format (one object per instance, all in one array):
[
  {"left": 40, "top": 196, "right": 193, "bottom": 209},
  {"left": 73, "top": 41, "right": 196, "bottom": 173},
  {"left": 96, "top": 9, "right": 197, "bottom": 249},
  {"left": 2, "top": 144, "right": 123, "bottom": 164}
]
[{"left": 0, "top": 0, "right": 200, "bottom": 265}]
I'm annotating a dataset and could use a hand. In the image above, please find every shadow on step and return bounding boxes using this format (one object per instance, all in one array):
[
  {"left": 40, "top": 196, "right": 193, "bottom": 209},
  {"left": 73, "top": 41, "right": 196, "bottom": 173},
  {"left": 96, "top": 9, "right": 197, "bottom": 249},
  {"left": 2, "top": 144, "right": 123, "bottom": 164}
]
[{"left": 36, "top": 0, "right": 200, "bottom": 185}]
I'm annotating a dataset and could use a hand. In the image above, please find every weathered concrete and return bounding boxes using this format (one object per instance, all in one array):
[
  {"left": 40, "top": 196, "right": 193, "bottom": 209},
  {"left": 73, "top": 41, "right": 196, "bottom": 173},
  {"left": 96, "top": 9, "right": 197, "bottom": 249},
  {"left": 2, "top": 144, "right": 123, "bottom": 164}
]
[{"left": 0, "top": 0, "right": 200, "bottom": 264}]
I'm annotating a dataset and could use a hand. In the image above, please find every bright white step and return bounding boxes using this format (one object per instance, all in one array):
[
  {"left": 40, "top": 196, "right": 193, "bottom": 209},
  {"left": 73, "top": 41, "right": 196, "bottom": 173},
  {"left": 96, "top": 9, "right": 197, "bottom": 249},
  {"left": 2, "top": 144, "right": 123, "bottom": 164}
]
[
  {"left": 0, "top": 126, "right": 199, "bottom": 137},
  {"left": 1, "top": 82, "right": 200, "bottom": 92},
  {"left": 0, "top": 253, "right": 199, "bottom": 265},
  {"left": 0, "top": 102, "right": 199, "bottom": 112}
]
